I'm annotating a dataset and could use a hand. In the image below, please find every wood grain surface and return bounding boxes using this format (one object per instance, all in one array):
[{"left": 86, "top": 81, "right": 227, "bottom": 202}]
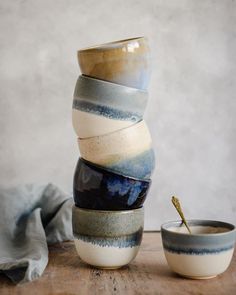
[{"left": 0, "top": 233, "right": 235, "bottom": 295}]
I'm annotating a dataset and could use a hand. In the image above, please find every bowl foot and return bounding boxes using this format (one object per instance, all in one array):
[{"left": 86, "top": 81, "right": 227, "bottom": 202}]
[
  {"left": 93, "top": 265, "right": 125, "bottom": 270},
  {"left": 179, "top": 274, "right": 217, "bottom": 280}
]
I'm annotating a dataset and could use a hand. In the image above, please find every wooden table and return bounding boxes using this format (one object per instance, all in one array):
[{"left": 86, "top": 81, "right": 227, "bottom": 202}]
[{"left": 0, "top": 233, "right": 235, "bottom": 295}]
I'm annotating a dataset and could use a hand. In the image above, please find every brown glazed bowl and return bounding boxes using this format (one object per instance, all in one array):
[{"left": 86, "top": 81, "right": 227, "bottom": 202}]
[{"left": 77, "top": 37, "right": 151, "bottom": 90}]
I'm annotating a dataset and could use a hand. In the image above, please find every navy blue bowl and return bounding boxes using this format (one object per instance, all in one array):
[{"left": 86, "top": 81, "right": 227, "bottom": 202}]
[{"left": 73, "top": 158, "right": 151, "bottom": 210}]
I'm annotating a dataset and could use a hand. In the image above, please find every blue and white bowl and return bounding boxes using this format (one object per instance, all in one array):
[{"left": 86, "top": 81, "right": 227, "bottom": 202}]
[
  {"left": 161, "top": 220, "right": 235, "bottom": 279},
  {"left": 72, "top": 206, "right": 144, "bottom": 269},
  {"left": 72, "top": 75, "right": 148, "bottom": 138}
]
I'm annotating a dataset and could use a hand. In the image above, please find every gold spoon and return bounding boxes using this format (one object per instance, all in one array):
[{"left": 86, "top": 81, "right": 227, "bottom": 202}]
[{"left": 171, "top": 196, "right": 191, "bottom": 234}]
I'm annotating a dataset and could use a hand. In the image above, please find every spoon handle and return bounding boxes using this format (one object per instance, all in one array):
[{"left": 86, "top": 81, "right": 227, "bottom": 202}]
[{"left": 171, "top": 196, "right": 191, "bottom": 234}]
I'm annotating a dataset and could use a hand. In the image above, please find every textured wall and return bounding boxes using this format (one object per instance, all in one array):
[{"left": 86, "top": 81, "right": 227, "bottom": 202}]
[{"left": 0, "top": 0, "right": 235, "bottom": 229}]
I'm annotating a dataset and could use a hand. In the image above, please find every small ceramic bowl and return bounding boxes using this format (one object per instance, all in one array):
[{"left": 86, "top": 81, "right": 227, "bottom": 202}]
[
  {"left": 161, "top": 220, "right": 235, "bottom": 279},
  {"left": 72, "top": 75, "right": 148, "bottom": 138},
  {"left": 72, "top": 206, "right": 144, "bottom": 269},
  {"left": 78, "top": 120, "right": 155, "bottom": 180},
  {"left": 73, "top": 158, "right": 151, "bottom": 210},
  {"left": 77, "top": 37, "right": 151, "bottom": 89}
]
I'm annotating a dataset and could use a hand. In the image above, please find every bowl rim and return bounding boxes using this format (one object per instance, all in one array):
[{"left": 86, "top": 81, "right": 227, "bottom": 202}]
[
  {"left": 77, "top": 119, "right": 149, "bottom": 140},
  {"left": 73, "top": 205, "right": 144, "bottom": 215},
  {"left": 78, "top": 36, "right": 146, "bottom": 52},
  {"left": 75, "top": 74, "right": 148, "bottom": 94},
  {"left": 161, "top": 219, "right": 235, "bottom": 237},
  {"left": 77, "top": 157, "right": 152, "bottom": 183}
]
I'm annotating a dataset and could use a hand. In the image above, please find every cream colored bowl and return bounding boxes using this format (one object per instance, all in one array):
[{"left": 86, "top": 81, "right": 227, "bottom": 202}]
[
  {"left": 78, "top": 120, "right": 155, "bottom": 179},
  {"left": 72, "top": 109, "right": 136, "bottom": 139}
]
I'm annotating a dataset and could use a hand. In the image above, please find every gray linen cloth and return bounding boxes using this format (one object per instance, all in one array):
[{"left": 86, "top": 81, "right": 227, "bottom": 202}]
[{"left": 0, "top": 183, "right": 73, "bottom": 284}]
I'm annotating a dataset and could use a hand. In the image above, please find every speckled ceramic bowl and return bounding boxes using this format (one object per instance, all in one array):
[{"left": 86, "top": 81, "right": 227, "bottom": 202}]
[
  {"left": 78, "top": 120, "right": 155, "bottom": 180},
  {"left": 161, "top": 220, "right": 235, "bottom": 279},
  {"left": 72, "top": 75, "right": 148, "bottom": 138},
  {"left": 77, "top": 37, "right": 151, "bottom": 89},
  {"left": 72, "top": 206, "right": 144, "bottom": 269},
  {"left": 73, "top": 158, "right": 151, "bottom": 210}
]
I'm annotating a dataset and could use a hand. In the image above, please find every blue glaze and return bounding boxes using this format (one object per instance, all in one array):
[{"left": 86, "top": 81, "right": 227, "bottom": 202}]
[
  {"left": 73, "top": 75, "right": 148, "bottom": 121},
  {"left": 108, "top": 149, "right": 155, "bottom": 180},
  {"left": 73, "top": 99, "right": 141, "bottom": 122},
  {"left": 106, "top": 178, "right": 144, "bottom": 206},
  {"left": 73, "top": 229, "right": 143, "bottom": 248},
  {"left": 161, "top": 220, "right": 236, "bottom": 256},
  {"left": 73, "top": 158, "right": 151, "bottom": 210},
  {"left": 139, "top": 67, "right": 151, "bottom": 90},
  {"left": 74, "top": 75, "right": 148, "bottom": 110},
  {"left": 113, "top": 70, "right": 151, "bottom": 90}
]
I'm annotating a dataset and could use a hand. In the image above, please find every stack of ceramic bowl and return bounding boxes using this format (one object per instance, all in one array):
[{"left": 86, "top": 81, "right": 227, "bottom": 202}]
[{"left": 72, "top": 37, "right": 155, "bottom": 269}]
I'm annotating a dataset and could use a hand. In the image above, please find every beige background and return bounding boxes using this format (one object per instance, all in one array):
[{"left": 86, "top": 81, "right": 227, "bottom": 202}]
[{"left": 0, "top": 0, "right": 235, "bottom": 229}]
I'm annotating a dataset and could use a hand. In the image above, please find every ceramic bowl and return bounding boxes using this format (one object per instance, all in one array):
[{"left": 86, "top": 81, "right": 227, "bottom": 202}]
[
  {"left": 161, "top": 220, "right": 235, "bottom": 279},
  {"left": 72, "top": 75, "right": 148, "bottom": 138},
  {"left": 77, "top": 37, "right": 151, "bottom": 89},
  {"left": 78, "top": 120, "right": 155, "bottom": 180},
  {"left": 73, "top": 158, "right": 151, "bottom": 210},
  {"left": 72, "top": 206, "right": 144, "bottom": 269}
]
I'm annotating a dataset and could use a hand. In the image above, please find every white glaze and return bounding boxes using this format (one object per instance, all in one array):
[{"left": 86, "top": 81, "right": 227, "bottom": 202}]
[
  {"left": 164, "top": 248, "right": 234, "bottom": 279},
  {"left": 72, "top": 109, "right": 135, "bottom": 138},
  {"left": 74, "top": 239, "right": 139, "bottom": 268}
]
